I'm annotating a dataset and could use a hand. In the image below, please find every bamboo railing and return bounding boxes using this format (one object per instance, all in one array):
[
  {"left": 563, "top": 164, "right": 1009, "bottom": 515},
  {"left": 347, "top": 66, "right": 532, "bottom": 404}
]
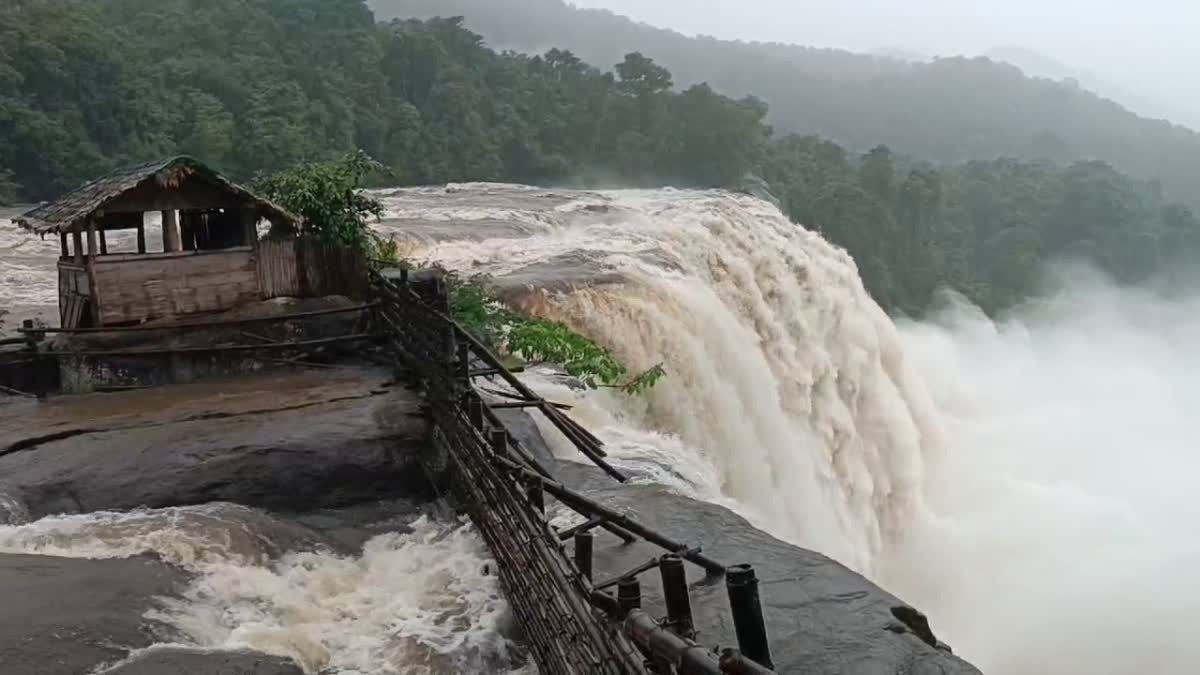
[{"left": 370, "top": 268, "right": 777, "bottom": 675}]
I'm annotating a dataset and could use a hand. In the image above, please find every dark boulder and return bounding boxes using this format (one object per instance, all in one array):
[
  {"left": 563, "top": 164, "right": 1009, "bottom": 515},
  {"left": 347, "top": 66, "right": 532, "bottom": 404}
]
[
  {"left": 0, "top": 553, "right": 184, "bottom": 675},
  {"left": 0, "top": 368, "right": 431, "bottom": 519}
]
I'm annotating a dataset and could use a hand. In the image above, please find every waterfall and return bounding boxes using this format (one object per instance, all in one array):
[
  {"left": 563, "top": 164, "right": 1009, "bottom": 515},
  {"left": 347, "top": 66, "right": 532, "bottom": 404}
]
[
  {"left": 377, "top": 185, "right": 944, "bottom": 572},
  {"left": 378, "top": 184, "right": 1200, "bottom": 674}
]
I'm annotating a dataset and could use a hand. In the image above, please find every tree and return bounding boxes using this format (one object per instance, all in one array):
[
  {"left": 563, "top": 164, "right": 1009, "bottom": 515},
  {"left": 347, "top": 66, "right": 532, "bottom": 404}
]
[
  {"left": 253, "top": 150, "right": 387, "bottom": 249},
  {"left": 615, "top": 52, "right": 672, "bottom": 97}
]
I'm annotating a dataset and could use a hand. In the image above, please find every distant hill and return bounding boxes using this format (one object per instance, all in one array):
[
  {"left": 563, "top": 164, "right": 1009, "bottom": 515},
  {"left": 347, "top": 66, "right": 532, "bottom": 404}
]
[
  {"left": 371, "top": 0, "right": 1200, "bottom": 208},
  {"left": 982, "top": 46, "right": 1177, "bottom": 122}
]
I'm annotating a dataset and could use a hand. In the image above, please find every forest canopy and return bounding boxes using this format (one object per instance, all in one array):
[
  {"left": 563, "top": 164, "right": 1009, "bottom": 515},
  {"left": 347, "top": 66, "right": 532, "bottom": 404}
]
[
  {"left": 374, "top": 0, "right": 1200, "bottom": 212},
  {"left": 2, "top": 0, "right": 1197, "bottom": 316}
]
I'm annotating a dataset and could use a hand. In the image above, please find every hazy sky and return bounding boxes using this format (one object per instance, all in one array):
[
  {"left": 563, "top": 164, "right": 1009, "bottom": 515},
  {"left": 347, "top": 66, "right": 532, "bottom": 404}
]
[{"left": 571, "top": 0, "right": 1200, "bottom": 126}]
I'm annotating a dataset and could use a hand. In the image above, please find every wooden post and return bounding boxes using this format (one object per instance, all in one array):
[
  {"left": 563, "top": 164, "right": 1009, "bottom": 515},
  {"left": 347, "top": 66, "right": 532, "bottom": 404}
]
[
  {"left": 467, "top": 395, "right": 486, "bottom": 430},
  {"left": 85, "top": 219, "right": 101, "bottom": 327},
  {"left": 59, "top": 232, "right": 68, "bottom": 259},
  {"left": 617, "top": 577, "right": 641, "bottom": 617},
  {"left": 457, "top": 341, "right": 471, "bottom": 382},
  {"left": 72, "top": 230, "right": 83, "bottom": 264},
  {"left": 660, "top": 554, "right": 695, "bottom": 640},
  {"left": 136, "top": 222, "right": 146, "bottom": 254},
  {"left": 725, "top": 565, "right": 773, "bottom": 669},
  {"left": 179, "top": 210, "right": 196, "bottom": 251},
  {"left": 489, "top": 429, "right": 508, "bottom": 456},
  {"left": 526, "top": 480, "right": 545, "bottom": 513},
  {"left": 241, "top": 208, "right": 258, "bottom": 248},
  {"left": 99, "top": 229, "right": 108, "bottom": 256},
  {"left": 574, "top": 531, "right": 594, "bottom": 581},
  {"left": 162, "top": 210, "right": 181, "bottom": 252}
]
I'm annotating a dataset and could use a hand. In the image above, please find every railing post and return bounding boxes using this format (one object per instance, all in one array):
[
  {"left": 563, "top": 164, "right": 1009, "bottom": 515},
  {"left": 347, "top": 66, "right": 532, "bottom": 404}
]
[
  {"left": 467, "top": 395, "right": 486, "bottom": 430},
  {"left": 21, "top": 320, "right": 48, "bottom": 401},
  {"left": 574, "top": 530, "right": 594, "bottom": 581},
  {"left": 725, "top": 564, "right": 773, "bottom": 669},
  {"left": 489, "top": 429, "right": 509, "bottom": 457},
  {"left": 660, "top": 554, "right": 695, "bottom": 640},
  {"left": 526, "top": 479, "right": 545, "bottom": 513},
  {"left": 457, "top": 341, "right": 471, "bottom": 382},
  {"left": 617, "top": 577, "right": 641, "bottom": 617}
]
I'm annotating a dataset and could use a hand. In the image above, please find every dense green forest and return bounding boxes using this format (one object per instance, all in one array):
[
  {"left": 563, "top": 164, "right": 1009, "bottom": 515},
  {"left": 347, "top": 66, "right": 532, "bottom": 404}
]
[
  {"left": 2, "top": 0, "right": 1197, "bottom": 316},
  {"left": 0, "top": 0, "right": 765, "bottom": 202},
  {"left": 372, "top": 0, "right": 1200, "bottom": 212}
]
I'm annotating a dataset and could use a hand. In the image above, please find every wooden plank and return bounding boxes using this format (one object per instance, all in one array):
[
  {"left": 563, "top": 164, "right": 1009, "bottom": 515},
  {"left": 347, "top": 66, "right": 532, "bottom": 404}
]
[
  {"left": 58, "top": 267, "right": 68, "bottom": 326},
  {"left": 92, "top": 249, "right": 259, "bottom": 324},
  {"left": 85, "top": 219, "right": 101, "bottom": 327},
  {"left": 21, "top": 303, "right": 376, "bottom": 334},
  {"left": 257, "top": 239, "right": 301, "bottom": 299},
  {"left": 162, "top": 209, "right": 181, "bottom": 252},
  {"left": 91, "top": 246, "right": 252, "bottom": 264},
  {"left": 41, "top": 332, "right": 379, "bottom": 357},
  {"left": 64, "top": 293, "right": 84, "bottom": 330}
]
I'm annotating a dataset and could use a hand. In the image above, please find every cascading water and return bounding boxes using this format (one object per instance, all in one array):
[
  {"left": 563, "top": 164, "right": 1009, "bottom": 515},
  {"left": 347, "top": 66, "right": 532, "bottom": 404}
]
[
  {"left": 376, "top": 184, "right": 1200, "bottom": 674},
  {"left": 0, "top": 505, "right": 522, "bottom": 675},
  {"left": 377, "top": 185, "right": 942, "bottom": 572}
]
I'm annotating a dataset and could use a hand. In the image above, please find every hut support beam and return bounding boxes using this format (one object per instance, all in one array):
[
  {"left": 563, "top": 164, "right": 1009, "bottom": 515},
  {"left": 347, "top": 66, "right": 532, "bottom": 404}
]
[
  {"left": 72, "top": 231, "right": 83, "bottom": 264},
  {"left": 85, "top": 219, "right": 101, "bottom": 327},
  {"left": 241, "top": 208, "right": 258, "bottom": 248},
  {"left": 162, "top": 209, "right": 181, "bottom": 252}
]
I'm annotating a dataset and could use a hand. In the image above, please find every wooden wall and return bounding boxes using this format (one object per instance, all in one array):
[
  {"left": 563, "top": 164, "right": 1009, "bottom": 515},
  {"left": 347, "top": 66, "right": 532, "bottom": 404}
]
[
  {"left": 92, "top": 248, "right": 259, "bottom": 325},
  {"left": 257, "top": 239, "right": 368, "bottom": 300},
  {"left": 57, "top": 263, "right": 90, "bottom": 329}
]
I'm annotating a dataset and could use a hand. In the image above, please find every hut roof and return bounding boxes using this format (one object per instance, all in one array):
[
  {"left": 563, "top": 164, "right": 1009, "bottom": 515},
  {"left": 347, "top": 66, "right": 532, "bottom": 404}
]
[{"left": 14, "top": 156, "right": 298, "bottom": 235}]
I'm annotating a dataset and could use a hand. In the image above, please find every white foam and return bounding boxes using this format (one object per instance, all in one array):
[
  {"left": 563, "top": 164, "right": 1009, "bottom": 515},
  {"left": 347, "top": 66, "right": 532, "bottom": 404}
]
[{"left": 0, "top": 508, "right": 522, "bottom": 674}]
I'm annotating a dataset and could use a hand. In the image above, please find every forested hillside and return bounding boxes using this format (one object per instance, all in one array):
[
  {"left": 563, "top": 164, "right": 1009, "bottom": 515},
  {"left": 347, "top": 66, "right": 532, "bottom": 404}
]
[
  {"left": 2, "top": 0, "right": 1198, "bottom": 316},
  {"left": 371, "top": 0, "right": 1200, "bottom": 210},
  {"left": 0, "top": 0, "right": 765, "bottom": 203}
]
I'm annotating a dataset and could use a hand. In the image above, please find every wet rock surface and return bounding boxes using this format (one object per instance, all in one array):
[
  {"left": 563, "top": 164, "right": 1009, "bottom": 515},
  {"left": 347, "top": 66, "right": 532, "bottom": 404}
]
[
  {"left": 554, "top": 461, "right": 983, "bottom": 675},
  {"left": 491, "top": 407, "right": 557, "bottom": 468},
  {"left": 0, "top": 369, "right": 437, "bottom": 674},
  {"left": 0, "top": 368, "right": 430, "bottom": 519},
  {"left": 104, "top": 648, "right": 305, "bottom": 675},
  {"left": 0, "top": 553, "right": 185, "bottom": 675}
]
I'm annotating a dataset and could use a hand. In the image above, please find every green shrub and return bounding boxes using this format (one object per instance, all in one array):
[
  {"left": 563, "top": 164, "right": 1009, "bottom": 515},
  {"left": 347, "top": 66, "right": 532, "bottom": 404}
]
[{"left": 447, "top": 274, "right": 663, "bottom": 392}]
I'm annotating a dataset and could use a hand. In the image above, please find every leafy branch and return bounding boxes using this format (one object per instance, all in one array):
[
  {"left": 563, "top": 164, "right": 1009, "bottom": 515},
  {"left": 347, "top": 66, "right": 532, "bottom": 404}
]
[
  {"left": 446, "top": 273, "right": 664, "bottom": 393},
  {"left": 254, "top": 150, "right": 388, "bottom": 249}
]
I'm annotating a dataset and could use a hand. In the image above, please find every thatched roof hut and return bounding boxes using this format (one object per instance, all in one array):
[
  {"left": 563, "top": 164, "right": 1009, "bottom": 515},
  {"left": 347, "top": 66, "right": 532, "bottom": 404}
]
[
  {"left": 15, "top": 156, "right": 296, "bottom": 235},
  {"left": 11, "top": 157, "right": 325, "bottom": 329}
]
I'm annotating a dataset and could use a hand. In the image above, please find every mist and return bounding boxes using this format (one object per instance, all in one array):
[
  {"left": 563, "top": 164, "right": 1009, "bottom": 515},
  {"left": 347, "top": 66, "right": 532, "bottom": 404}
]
[
  {"left": 884, "top": 266, "right": 1200, "bottom": 673},
  {"left": 570, "top": 0, "right": 1200, "bottom": 129}
]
